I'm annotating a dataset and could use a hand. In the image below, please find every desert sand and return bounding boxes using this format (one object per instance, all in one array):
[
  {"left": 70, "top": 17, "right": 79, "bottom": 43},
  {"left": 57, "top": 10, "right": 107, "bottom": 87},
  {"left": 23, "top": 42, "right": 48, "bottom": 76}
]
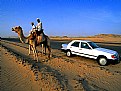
[{"left": 0, "top": 37, "right": 121, "bottom": 91}]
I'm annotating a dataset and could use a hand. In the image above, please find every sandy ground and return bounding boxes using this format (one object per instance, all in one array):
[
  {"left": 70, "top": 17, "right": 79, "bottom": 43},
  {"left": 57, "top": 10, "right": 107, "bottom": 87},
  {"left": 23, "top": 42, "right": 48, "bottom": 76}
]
[
  {"left": 0, "top": 46, "right": 41, "bottom": 91},
  {"left": 0, "top": 39, "right": 121, "bottom": 91}
]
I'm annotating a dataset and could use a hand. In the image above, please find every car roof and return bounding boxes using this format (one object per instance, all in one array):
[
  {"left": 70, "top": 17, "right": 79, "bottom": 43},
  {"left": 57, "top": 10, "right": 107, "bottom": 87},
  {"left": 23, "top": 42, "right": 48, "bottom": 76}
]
[{"left": 72, "top": 40, "right": 92, "bottom": 42}]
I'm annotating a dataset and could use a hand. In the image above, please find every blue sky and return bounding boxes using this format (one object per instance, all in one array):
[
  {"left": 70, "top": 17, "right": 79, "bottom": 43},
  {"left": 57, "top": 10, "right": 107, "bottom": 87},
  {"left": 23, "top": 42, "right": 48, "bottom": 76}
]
[{"left": 0, "top": 0, "right": 121, "bottom": 37}]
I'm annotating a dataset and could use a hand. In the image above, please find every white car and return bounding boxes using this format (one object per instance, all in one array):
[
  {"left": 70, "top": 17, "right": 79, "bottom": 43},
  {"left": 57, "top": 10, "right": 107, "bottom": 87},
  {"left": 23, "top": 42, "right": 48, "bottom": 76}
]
[{"left": 61, "top": 40, "right": 120, "bottom": 66}]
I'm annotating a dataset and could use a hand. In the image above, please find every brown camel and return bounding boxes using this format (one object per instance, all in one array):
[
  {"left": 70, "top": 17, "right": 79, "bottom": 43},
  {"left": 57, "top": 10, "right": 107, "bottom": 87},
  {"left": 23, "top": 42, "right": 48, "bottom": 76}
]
[{"left": 12, "top": 26, "right": 51, "bottom": 61}]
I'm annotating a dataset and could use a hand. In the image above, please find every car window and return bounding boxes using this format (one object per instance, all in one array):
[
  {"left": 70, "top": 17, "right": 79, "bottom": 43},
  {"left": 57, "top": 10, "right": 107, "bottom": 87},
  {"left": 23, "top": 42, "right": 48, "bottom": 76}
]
[
  {"left": 71, "top": 42, "right": 80, "bottom": 47},
  {"left": 88, "top": 42, "right": 99, "bottom": 49},
  {"left": 81, "top": 42, "right": 91, "bottom": 49}
]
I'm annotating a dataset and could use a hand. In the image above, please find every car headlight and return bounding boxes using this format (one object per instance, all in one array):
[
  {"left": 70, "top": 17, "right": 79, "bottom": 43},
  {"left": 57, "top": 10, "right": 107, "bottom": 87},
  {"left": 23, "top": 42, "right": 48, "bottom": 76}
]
[
  {"left": 111, "top": 55, "right": 116, "bottom": 58},
  {"left": 111, "top": 53, "right": 119, "bottom": 59}
]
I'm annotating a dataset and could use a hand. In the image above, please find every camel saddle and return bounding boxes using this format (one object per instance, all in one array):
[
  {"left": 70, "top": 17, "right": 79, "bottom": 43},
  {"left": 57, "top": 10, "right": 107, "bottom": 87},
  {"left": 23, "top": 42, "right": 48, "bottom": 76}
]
[{"left": 28, "top": 29, "right": 44, "bottom": 40}]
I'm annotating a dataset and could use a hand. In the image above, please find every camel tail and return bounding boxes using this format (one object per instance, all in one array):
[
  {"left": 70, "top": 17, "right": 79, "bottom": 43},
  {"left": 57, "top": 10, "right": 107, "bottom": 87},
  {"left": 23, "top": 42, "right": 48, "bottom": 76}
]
[{"left": 46, "top": 36, "right": 51, "bottom": 59}]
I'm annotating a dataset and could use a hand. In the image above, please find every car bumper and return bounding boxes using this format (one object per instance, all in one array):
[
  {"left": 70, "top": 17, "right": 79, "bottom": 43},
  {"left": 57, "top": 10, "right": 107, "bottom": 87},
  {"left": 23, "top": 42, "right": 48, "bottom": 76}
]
[
  {"left": 108, "top": 58, "right": 120, "bottom": 64},
  {"left": 61, "top": 49, "right": 67, "bottom": 52}
]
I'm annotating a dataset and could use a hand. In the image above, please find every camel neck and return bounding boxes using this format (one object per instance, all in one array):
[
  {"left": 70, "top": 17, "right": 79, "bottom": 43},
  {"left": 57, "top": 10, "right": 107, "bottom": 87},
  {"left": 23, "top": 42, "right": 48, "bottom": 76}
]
[{"left": 18, "top": 30, "right": 27, "bottom": 43}]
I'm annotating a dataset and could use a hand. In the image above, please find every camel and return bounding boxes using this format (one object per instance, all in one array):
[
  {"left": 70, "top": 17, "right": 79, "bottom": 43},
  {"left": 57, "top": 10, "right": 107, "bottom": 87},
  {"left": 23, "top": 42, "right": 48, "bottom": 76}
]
[{"left": 12, "top": 26, "right": 51, "bottom": 61}]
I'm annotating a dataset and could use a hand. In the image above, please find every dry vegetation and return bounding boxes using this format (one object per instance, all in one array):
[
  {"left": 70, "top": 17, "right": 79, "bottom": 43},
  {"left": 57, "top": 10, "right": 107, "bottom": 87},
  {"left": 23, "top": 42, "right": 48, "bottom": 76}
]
[{"left": 50, "top": 34, "right": 121, "bottom": 43}]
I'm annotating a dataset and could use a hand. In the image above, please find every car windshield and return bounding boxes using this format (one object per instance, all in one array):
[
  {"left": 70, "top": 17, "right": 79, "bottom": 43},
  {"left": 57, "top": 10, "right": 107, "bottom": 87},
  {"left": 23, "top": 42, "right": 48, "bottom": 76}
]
[{"left": 88, "top": 42, "right": 99, "bottom": 49}]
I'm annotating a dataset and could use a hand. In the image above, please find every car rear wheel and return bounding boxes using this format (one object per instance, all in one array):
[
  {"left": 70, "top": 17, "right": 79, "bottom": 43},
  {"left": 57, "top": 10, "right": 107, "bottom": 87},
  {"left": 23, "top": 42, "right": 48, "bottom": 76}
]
[
  {"left": 66, "top": 50, "right": 72, "bottom": 57},
  {"left": 98, "top": 57, "right": 108, "bottom": 66}
]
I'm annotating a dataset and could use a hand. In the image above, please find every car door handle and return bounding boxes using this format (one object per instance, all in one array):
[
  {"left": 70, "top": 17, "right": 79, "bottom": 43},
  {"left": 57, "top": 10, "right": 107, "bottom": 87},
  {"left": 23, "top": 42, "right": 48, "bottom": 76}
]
[{"left": 79, "top": 49, "right": 82, "bottom": 50}]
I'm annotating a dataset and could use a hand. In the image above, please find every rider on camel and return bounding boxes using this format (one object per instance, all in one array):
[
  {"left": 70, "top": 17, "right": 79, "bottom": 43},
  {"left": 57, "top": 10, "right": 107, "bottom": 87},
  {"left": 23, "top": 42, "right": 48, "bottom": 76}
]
[
  {"left": 36, "top": 18, "right": 43, "bottom": 32},
  {"left": 36, "top": 18, "right": 45, "bottom": 41}
]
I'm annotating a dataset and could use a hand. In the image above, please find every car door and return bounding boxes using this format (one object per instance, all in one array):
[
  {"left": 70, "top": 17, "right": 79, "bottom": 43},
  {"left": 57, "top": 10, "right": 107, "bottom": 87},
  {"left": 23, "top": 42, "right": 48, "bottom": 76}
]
[
  {"left": 79, "top": 42, "right": 95, "bottom": 59},
  {"left": 69, "top": 41, "right": 80, "bottom": 55}
]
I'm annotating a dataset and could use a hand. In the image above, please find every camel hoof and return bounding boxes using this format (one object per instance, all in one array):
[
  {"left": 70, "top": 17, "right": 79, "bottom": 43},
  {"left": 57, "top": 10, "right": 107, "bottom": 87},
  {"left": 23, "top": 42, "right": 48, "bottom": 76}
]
[
  {"left": 48, "top": 56, "right": 50, "bottom": 60},
  {"left": 28, "top": 54, "right": 30, "bottom": 55},
  {"left": 44, "top": 53, "right": 46, "bottom": 55}
]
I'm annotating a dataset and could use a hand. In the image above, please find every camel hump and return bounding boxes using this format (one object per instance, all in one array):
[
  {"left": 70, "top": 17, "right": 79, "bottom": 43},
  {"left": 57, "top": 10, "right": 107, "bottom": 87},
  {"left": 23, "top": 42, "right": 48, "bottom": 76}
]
[
  {"left": 28, "top": 32, "right": 37, "bottom": 40},
  {"left": 36, "top": 29, "right": 44, "bottom": 36}
]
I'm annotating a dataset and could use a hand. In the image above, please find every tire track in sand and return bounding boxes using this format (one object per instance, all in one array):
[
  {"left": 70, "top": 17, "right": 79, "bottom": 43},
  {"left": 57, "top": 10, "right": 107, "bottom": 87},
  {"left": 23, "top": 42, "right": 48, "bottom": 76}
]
[
  {"left": 1, "top": 40, "right": 121, "bottom": 91},
  {"left": 0, "top": 46, "right": 39, "bottom": 91},
  {"left": 1, "top": 41, "right": 69, "bottom": 91}
]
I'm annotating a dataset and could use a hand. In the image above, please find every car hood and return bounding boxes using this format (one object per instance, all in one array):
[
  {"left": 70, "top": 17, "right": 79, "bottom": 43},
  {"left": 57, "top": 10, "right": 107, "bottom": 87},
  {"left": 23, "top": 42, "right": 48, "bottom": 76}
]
[{"left": 95, "top": 48, "right": 117, "bottom": 54}]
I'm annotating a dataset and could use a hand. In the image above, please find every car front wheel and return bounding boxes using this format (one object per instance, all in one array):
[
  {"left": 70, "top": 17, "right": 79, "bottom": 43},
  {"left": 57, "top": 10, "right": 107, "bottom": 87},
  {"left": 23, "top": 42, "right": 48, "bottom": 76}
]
[
  {"left": 66, "top": 50, "right": 72, "bottom": 57},
  {"left": 98, "top": 57, "right": 108, "bottom": 66}
]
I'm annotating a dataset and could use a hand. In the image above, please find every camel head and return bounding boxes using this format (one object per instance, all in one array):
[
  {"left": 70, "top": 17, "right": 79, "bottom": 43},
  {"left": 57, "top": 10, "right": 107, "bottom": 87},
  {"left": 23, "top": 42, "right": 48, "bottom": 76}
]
[
  {"left": 12, "top": 26, "right": 22, "bottom": 35},
  {"left": 12, "top": 26, "right": 27, "bottom": 43}
]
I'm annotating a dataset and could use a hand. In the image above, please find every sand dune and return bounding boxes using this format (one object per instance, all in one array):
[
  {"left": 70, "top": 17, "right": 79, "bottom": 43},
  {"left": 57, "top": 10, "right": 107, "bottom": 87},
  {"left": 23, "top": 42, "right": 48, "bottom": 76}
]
[{"left": 0, "top": 39, "right": 121, "bottom": 91}]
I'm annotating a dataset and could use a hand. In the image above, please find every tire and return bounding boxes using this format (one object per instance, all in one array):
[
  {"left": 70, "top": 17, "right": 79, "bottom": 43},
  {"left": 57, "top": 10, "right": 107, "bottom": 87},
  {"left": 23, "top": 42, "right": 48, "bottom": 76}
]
[
  {"left": 98, "top": 57, "right": 108, "bottom": 66},
  {"left": 66, "top": 50, "right": 72, "bottom": 57}
]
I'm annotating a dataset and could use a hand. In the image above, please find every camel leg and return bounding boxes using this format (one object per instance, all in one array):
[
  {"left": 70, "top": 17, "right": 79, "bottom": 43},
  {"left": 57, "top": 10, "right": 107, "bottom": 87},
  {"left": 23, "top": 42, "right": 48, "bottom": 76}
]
[
  {"left": 33, "top": 47, "right": 36, "bottom": 60},
  {"left": 47, "top": 45, "right": 51, "bottom": 59},
  {"left": 35, "top": 49, "right": 38, "bottom": 61},
  {"left": 31, "top": 46, "right": 34, "bottom": 55},
  {"left": 28, "top": 45, "right": 31, "bottom": 55},
  {"left": 44, "top": 45, "right": 46, "bottom": 55},
  {"left": 43, "top": 44, "right": 46, "bottom": 55},
  {"left": 34, "top": 47, "right": 38, "bottom": 61},
  {"left": 41, "top": 44, "right": 44, "bottom": 55},
  {"left": 30, "top": 45, "right": 36, "bottom": 60},
  {"left": 31, "top": 46, "right": 35, "bottom": 60},
  {"left": 43, "top": 44, "right": 47, "bottom": 55},
  {"left": 33, "top": 45, "right": 38, "bottom": 61}
]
